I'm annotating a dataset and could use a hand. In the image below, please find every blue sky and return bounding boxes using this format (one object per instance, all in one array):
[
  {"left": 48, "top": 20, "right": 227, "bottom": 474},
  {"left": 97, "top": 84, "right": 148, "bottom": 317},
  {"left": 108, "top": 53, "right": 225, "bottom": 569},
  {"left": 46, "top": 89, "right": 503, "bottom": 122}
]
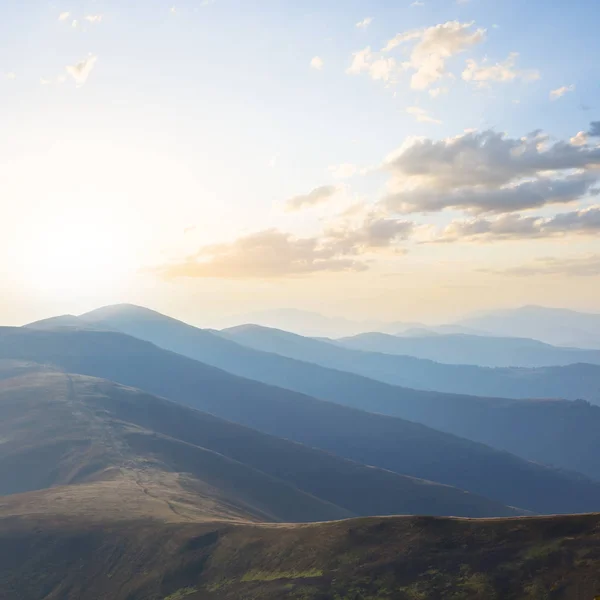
[{"left": 1, "top": 0, "right": 599, "bottom": 325}]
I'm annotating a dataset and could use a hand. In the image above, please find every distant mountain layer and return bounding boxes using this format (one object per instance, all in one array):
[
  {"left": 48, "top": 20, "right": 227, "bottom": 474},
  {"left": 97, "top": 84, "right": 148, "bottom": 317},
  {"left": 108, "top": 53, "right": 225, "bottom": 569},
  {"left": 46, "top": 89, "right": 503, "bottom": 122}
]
[
  {"left": 14, "top": 316, "right": 600, "bottom": 514},
  {"left": 221, "top": 323, "right": 600, "bottom": 403},
  {"left": 2, "top": 511, "right": 600, "bottom": 600},
  {"left": 336, "top": 331, "right": 600, "bottom": 368},
  {"left": 458, "top": 305, "right": 600, "bottom": 349}
]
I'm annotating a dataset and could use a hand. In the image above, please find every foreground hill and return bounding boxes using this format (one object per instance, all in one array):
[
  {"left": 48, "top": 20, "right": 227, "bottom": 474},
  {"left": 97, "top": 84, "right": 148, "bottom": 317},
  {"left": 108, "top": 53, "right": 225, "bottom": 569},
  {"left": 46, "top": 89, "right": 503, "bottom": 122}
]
[
  {"left": 221, "top": 323, "right": 600, "bottom": 402},
  {"left": 337, "top": 331, "right": 600, "bottom": 368},
  {"left": 29, "top": 307, "right": 600, "bottom": 481},
  {"left": 3, "top": 328, "right": 600, "bottom": 514},
  {"left": 1, "top": 511, "right": 599, "bottom": 599},
  {"left": 0, "top": 370, "right": 520, "bottom": 519}
]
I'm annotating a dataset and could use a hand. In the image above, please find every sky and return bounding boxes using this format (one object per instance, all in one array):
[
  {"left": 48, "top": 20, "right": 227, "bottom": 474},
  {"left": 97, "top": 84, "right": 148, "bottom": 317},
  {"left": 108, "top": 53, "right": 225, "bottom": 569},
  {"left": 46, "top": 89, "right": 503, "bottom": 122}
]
[{"left": 1, "top": 0, "right": 600, "bottom": 327}]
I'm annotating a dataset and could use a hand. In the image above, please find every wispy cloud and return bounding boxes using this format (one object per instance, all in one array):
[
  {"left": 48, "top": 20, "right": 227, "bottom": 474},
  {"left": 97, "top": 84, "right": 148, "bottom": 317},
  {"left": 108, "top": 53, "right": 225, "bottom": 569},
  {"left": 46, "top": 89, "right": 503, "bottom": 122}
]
[
  {"left": 310, "top": 56, "right": 324, "bottom": 70},
  {"left": 66, "top": 55, "right": 98, "bottom": 86},
  {"left": 550, "top": 84, "right": 575, "bottom": 100},
  {"left": 406, "top": 106, "right": 442, "bottom": 124},
  {"left": 58, "top": 11, "right": 71, "bottom": 21},
  {"left": 356, "top": 17, "right": 373, "bottom": 29},
  {"left": 462, "top": 53, "right": 540, "bottom": 85},
  {"left": 5, "top": 72, "right": 16, "bottom": 80},
  {"left": 487, "top": 255, "right": 600, "bottom": 277},
  {"left": 84, "top": 14, "right": 103, "bottom": 23},
  {"left": 285, "top": 185, "right": 338, "bottom": 211}
]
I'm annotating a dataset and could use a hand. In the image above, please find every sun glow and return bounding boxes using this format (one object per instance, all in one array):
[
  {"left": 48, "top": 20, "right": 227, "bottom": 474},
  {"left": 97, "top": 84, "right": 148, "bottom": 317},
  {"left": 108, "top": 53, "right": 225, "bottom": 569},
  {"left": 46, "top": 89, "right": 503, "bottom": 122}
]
[{"left": 16, "top": 213, "right": 137, "bottom": 299}]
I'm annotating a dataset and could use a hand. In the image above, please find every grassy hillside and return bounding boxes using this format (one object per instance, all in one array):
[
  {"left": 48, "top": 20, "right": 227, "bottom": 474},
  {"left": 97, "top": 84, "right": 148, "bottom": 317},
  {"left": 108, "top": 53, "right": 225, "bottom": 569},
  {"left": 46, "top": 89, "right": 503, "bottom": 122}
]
[
  {"left": 3, "top": 328, "right": 600, "bottom": 514},
  {"left": 0, "top": 371, "right": 520, "bottom": 519},
  {"left": 1, "top": 512, "right": 599, "bottom": 599}
]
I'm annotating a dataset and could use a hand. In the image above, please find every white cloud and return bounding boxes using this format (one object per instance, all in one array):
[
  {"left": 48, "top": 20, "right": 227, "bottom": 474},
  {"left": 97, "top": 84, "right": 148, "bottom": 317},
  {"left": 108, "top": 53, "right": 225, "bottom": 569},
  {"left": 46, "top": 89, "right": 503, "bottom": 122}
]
[
  {"left": 84, "top": 15, "right": 103, "bottom": 23},
  {"left": 5, "top": 72, "right": 16, "bottom": 80},
  {"left": 406, "top": 106, "right": 442, "bottom": 124},
  {"left": 66, "top": 55, "right": 98, "bottom": 86},
  {"left": 356, "top": 17, "right": 373, "bottom": 29},
  {"left": 40, "top": 78, "right": 51, "bottom": 86},
  {"left": 347, "top": 47, "right": 397, "bottom": 82},
  {"left": 170, "top": 6, "right": 177, "bottom": 14},
  {"left": 72, "top": 19, "right": 78, "bottom": 28},
  {"left": 384, "top": 21, "right": 486, "bottom": 89},
  {"left": 550, "top": 84, "right": 575, "bottom": 100},
  {"left": 58, "top": 11, "right": 70, "bottom": 21},
  {"left": 462, "top": 53, "right": 540, "bottom": 85},
  {"left": 570, "top": 132, "right": 588, "bottom": 146},
  {"left": 310, "top": 56, "right": 324, "bottom": 70},
  {"left": 328, "top": 164, "right": 358, "bottom": 179},
  {"left": 410, "top": 1, "right": 425, "bottom": 6},
  {"left": 268, "top": 155, "right": 278, "bottom": 168}
]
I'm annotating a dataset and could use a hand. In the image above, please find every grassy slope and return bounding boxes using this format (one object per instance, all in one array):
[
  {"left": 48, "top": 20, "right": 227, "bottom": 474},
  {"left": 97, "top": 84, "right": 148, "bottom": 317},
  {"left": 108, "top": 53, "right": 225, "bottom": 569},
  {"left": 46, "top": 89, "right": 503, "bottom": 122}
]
[
  {"left": 3, "top": 327, "right": 600, "bottom": 515},
  {"left": 0, "top": 371, "right": 519, "bottom": 519},
  {"left": 1, "top": 512, "right": 600, "bottom": 600}
]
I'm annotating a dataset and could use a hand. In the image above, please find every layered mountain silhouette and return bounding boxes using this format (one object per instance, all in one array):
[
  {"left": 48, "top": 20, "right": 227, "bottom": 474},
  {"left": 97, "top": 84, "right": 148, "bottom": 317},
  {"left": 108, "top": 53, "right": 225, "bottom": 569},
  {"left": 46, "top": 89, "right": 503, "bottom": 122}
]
[
  {"left": 458, "top": 305, "right": 600, "bottom": 349},
  {"left": 27, "top": 306, "right": 600, "bottom": 481},
  {"left": 220, "top": 323, "right": 600, "bottom": 402},
  {"left": 7, "top": 322, "right": 600, "bottom": 514},
  {"left": 337, "top": 331, "right": 600, "bottom": 368}
]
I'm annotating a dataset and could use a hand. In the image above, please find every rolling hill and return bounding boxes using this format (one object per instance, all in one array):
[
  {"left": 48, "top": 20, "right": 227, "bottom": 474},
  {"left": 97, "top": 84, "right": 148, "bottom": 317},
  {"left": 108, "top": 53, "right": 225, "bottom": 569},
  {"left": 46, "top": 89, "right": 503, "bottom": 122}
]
[
  {"left": 221, "top": 323, "right": 600, "bottom": 402},
  {"left": 4, "top": 326, "right": 600, "bottom": 514},
  {"left": 337, "top": 331, "right": 600, "bottom": 368},
  {"left": 0, "top": 370, "right": 526, "bottom": 520},
  {"left": 30, "top": 306, "right": 600, "bottom": 482},
  {"left": 1, "top": 509, "right": 600, "bottom": 599}
]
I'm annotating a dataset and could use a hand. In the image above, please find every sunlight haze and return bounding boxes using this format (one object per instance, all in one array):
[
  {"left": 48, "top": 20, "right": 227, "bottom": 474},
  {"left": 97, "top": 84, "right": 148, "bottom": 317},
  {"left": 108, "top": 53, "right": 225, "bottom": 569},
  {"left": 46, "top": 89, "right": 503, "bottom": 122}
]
[{"left": 2, "top": 0, "right": 600, "bottom": 326}]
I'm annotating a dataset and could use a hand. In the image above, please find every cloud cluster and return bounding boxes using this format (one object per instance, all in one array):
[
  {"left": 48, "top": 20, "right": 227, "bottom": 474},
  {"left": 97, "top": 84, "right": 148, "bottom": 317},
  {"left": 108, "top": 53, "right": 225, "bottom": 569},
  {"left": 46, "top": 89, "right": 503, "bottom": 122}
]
[
  {"left": 380, "top": 129, "right": 600, "bottom": 215},
  {"left": 156, "top": 215, "right": 413, "bottom": 279},
  {"left": 347, "top": 21, "right": 485, "bottom": 89}
]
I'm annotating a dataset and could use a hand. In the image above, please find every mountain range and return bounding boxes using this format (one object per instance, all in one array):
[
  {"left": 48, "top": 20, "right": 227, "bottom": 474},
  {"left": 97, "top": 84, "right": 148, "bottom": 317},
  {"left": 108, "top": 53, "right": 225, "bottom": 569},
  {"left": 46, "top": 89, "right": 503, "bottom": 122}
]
[
  {"left": 337, "top": 331, "right": 600, "bottom": 368},
  {"left": 2, "top": 303, "right": 600, "bottom": 598}
]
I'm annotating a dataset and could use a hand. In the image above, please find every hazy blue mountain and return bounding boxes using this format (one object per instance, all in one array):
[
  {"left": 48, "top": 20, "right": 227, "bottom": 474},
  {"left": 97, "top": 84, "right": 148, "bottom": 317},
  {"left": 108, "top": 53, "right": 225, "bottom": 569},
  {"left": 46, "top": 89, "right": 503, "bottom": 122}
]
[
  {"left": 337, "top": 331, "right": 600, "bottom": 368},
  {"left": 208, "top": 307, "right": 392, "bottom": 338},
  {"left": 222, "top": 324, "right": 600, "bottom": 403},
  {"left": 458, "top": 305, "right": 600, "bottom": 349},
  {"left": 35, "top": 305, "right": 600, "bottom": 480},
  {"left": 4, "top": 325, "right": 600, "bottom": 514}
]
